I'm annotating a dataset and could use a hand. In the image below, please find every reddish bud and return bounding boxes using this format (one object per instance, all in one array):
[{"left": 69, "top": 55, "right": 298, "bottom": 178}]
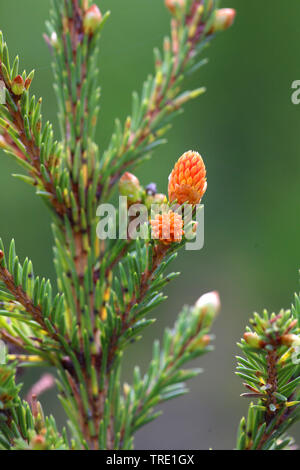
[
  {"left": 165, "top": 0, "right": 184, "bottom": 15},
  {"left": 244, "top": 332, "right": 263, "bottom": 349},
  {"left": 31, "top": 435, "right": 46, "bottom": 450},
  {"left": 119, "top": 172, "right": 142, "bottom": 203},
  {"left": 24, "top": 78, "right": 31, "bottom": 90},
  {"left": 24, "top": 70, "right": 35, "bottom": 91},
  {"left": 189, "top": 334, "right": 211, "bottom": 352},
  {"left": 200, "top": 334, "right": 211, "bottom": 347},
  {"left": 211, "top": 8, "right": 236, "bottom": 33},
  {"left": 281, "top": 334, "right": 300, "bottom": 347},
  {"left": 11, "top": 75, "right": 25, "bottom": 96},
  {"left": 83, "top": 5, "right": 102, "bottom": 35}
]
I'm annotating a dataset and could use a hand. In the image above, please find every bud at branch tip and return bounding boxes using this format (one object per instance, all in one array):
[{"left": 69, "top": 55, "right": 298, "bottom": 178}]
[{"left": 83, "top": 5, "right": 102, "bottom": 35}]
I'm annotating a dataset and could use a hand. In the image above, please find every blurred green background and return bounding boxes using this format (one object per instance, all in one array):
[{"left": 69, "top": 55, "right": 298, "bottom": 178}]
[{"left": 0, "top": 0, "right": 299, "bottom": 450}]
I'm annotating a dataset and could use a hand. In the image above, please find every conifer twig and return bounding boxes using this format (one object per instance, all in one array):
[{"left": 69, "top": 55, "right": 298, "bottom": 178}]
[
  {"left": 0, "top": 0, "right": 236, "bottom": 450},
  {"left": 236, "top": 293, "right": 300, "bottom": 450}
]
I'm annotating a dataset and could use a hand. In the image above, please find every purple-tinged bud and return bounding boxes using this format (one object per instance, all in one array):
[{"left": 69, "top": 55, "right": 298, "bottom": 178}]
[
  {"left": 83, "top": 5, "right": 102, "bottom": 35},
  {"left": 146, "top": 183, "right": 157, "bottom": 196},
  {"left": 11, "top": 75, "right": 25, "bottom": 96}
]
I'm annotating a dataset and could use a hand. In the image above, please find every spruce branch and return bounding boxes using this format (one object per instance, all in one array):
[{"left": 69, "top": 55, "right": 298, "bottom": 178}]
[
  {"left": 45, "top": 1, "right": 110, "bottom": 283},
  {"left": 0, "top": 352, "right": 69, "bottom": 450},
  {"left": 122, "top": 292, "right": 220, "bottom": 447},
  {"left": 0, "top": 240, "right": 68, "bottom": 365},
  {"left": 105, "top": 241, "right": 181, "bottom": 372},
  {"left": 0, "top": 0, "right": 236, "bottom": 450},
  {"left": 80, "top": 291, "right": 220, "bottom": 450},
  {"left": 100, "top": 0, "right": 235, "bottom": 200},
  {"left": 46, "top": 1, "right": 108, "bottom": 161},
  {"left": 0, "top": 34, "right": 66, "bottom": 218},
  {"left": 236, "top": 284, "right": 300, "bottom": 450}
]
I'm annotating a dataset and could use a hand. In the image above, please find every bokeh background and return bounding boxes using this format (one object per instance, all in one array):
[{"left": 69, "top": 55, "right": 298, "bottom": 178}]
[{"left": 0, "top": 0, "right": 299, "bottom": 450}]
